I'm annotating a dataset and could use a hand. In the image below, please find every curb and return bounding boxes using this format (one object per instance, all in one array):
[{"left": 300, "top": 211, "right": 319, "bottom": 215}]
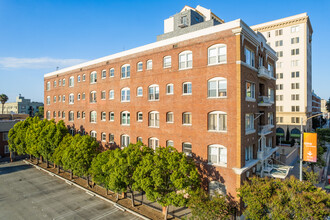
[{"left": 23, "top": 160, "right": 151, "bottom": 220}]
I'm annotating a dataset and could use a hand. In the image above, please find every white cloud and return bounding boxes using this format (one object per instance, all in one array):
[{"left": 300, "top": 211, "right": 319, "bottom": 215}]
[{"left": 0, "top": 57, "right": 87, "bottom": 69}]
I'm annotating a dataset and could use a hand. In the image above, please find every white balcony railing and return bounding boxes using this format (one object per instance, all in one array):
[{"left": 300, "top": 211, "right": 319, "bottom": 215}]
[
  {"left": 258, "top": 96, "right": 274, "bottom": 106},
  {"left": 258, "top": 66, "right": 275, "bottom": 80},
  {"left": 257, "top": 146, "right": 272, "bottom": 160},
  {"left": 258, "top": 124, "right": 274, "bottom": 136}
]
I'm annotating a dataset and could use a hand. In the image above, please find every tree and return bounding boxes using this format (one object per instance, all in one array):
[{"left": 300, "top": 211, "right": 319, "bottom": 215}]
[
  {"left": 238, "top": 176, "right": 330, "bottom": 220},
  {"left": 134, "top": 146, "right": 200, "bottom": 220},
  {"left": 326, "top": 98, "right": 330, "bottom": 112},
  {"left": 0, "top": 94, "right": 8, "bottom": 114},
  {"left": 35, "top": 106, "right": 44, "bottom": 119},
  {"left": 25, "top": 117, "right": 45, "bottom": 164},
  {"left": 53, "top": 134, "right": 73, "bottom": 174},
  {"left": 39, "top": 119, "right": 55, "bottom": 167},
  {"left": 286, "top": 127, "right": 290, "bottom": 142}
]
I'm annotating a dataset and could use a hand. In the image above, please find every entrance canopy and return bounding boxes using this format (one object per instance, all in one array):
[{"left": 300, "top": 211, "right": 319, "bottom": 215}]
[
  {"left": 291, "top": 128, "right": 301, "bottom": 138},
  {"left": 276, "top": 127, "right": 285, "bottom": 137}
]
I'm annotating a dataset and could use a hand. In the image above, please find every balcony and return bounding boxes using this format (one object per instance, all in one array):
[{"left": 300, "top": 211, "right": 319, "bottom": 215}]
[
  {"left": 257, "top": 146, "right": 272, "bottom": 160},
  {"left": 258, "top": 66, "right": 275, "bottom": 80},
  {"left": 258, "top": 124, "right": 274, "bottom": 136},
  {"left": 258, "top": 96, "right": 274, "bottom": 107}
]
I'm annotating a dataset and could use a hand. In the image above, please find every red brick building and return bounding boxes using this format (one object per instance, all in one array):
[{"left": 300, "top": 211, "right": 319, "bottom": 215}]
[{"left": 44, "top": 6, "right": 278, "bottom": 200}]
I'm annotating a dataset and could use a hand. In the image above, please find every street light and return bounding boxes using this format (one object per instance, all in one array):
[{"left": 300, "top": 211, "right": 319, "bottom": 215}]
[{"left": 299, "top": 112, "right": 324, "bottom": 181}]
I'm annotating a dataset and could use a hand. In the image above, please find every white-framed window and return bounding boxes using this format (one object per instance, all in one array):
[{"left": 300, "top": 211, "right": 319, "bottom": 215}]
[
  {"left": 62, "top": 78, "right": 66, "bottom": 86},
  {"left": 163, "top": 56, "right": 171, "bottom": 68},
  {"left": 137, "top": 62, "right": 143, "bottom": 72},
  {"left": 69, "top": 93, "right": 74, "bottom": 104},
  {"left": 149, "top": 111, "right": 159, "bottom": 128},
  {"left": 82, "top": 74, "right": 86, "bottom": 81},
  {"left": 121, "top": 64, "right": 130, "bottom": 79},
  {"left": 182, "top": 142, "right": 192, "bottom": 156},
  {"left": 137, "top": 112, "right": 143, "bottom": 122},
  {"left": 276, "top": 62, "right": 282, "bottom": 69},
  {"left": 208, "top": 44, "right": 227, "bottom": 65},
  {"left": 101, "top": 133, "right": 106, "bottom": 142},
  {"left": 179, "top": 50, "right": 193, "bottom": 70},
  {"left": 137, "top": 87, "right": 143, "bottom": 97},
  {"left": 108, "top": 90, "right": 114, "bottom": 100},
  {"left": 101, "top": 91, "right": 106, "bottom": 100},
  {"left": 275, "top": 40, "right": 283, "bottom": 47},
  {"left": 245, "top": 47, "right": 255, "bottom": 67},
  {"left": 291, "top": 48, "right": 300, "bottom": 55},
  {"left": 91, "top": 131, "right": 97, "bottom": 139},
  {"left": 46, "top": 96, "right": 50, "bottom": 105},
  {"left": 121, "top": 88, "right": 130, "bottom": 102},
  {"left": 208, "top": 144, "right": 227, "bottom": 166},
  {"left": 208, "top": 111, "right": 227, "bottom": 132},
  {"left": 53, "top": 96, "right": 56, "bottom": 103},
  {"left": 148, "top": 84, "right": 159, "bottom": 101},
  {"left": 3, "top": 132, "right": 9, "bottom": 141},
  {"left": 69, "top": 76, "right": 74, "bottom": 87},
  {"left": 121, "top": 134, "right": 130, "bottom": 148},
  {"left": 182, "top": 82, "right": 192, "bottom": 95},
  {"left": 291, "top": 26, "right": 299, "bottom": 33},
  {"left": 62, "top": 95, "right": 65, "bottom": 102},
  {"left": 82, "top": 111, "right": 85, "bottom": 119},
  {"left": 77, "top": 93, "right": 81, "bottom": 100},
  {"left": 59, "top": 95, "right": 61, "bottom": 102},
  {"left": 53, "top": 111, "right": 56, "bottom": 118},
  {"left": 166, "top": 112, "right": 174, "bottom": 123},
  {"left": 90, "top": 91, "right": 97, "bottom": 103},
  {"left": 109, "top": 112, "right": 114, "bottom": 121},
  {"left": 78, "top": 75, "right": 81, "bottom": 82},
  {"left": 245, "top": 113, "right": 254, "bottom": 133},
  {"left": 109, "top": 68, "right": 114, "bottom": 77},
  {"left": 101, "top": 111, "right": 106, "bottom": 121},
  {"left": 148, "top": 137, "right": 159, "bottom": 150},
  {"left": 4, "top": 145, "right": 9, "bottom": 154},
  {"left": 82, "top": 93, "right": 85, "bottom": 100},
  {"left": 166, "top": 140, "right": 174, "bottom": 147},
  {"left": 137, "top": 137, "right": 143, "bottom": 143},
  {"left": 46, "top": 111, "right": 50, "bottom": 120},
  {"left": 46, "top": 82, "right": 50, "bottom": 91},
  {"left": 268, "top": 112, "right": 274, "bottom": 125},
  {"left": 90, "top": 111, "right": 97, "bottom": 123},
  {"left": 275, "top": 29, "right": 283, "bottom": 36},
  {"left": 245, "top": 145, "right": 253, "bottom": 161},
  {"left": 166, "top": 84, "right": 173, "bottom": 95},
  {"left": 59, "top": 79, "right": 62, "bottom": 86},
  {"left": 146, "top": 60, "right": 152, "bottom": 70},
  {"left": 121, "top": 111, "right": 130, "bottom": 125},
  {"left": 90, "top": 71, "right": 97, "bottom": 83},
  {"left": 109, "top": 133, "right": 114, "bottom": 143},
  {"left": 77, "top": 111, "right": 81, "bottom": 119},
  {"left": 291, "top": 37, "right": 299, "bottom": 44},
  {"left": 101, "top": 69, "right": 106, "bottom": 79},
  {"left": 291, "top": 60, "right": 299, "bottom": 67},
  {"left": 182, "top": 112, "right": 192, "bottom": 125},
  {"left": 69, "top": 111, "right": 74, "bottom": 122},
  {"left": 246, "top": 82, "right": 255, "bottom": 100},
  {"left": 268, "top": 88, "right": 274, "bottom": 102},
  {"left": 208, "top": 77, "right": 227, "bottom": 98},
  {"left": 53, "top": 80, "right": 57, "bottom": 88},
  {"left": 62, "top": 111, "right": 65, "bottom": 118}
]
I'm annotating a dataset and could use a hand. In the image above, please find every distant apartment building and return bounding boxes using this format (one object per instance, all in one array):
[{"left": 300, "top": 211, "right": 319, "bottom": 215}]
[
  {"left": 251, "top": 13, "right": 313, "bottom": 139},
  {"left": 44, "top": 5, "right": 287, "bottom": 201},
  {"left": 312, "top": 91, "right": 321, "bottom": 114},
  {"left": 0, "top": 94, "right": 43, "bottom": 116},
  {"left": 321, "top": 99, "right": 328, "bottom": 114}
]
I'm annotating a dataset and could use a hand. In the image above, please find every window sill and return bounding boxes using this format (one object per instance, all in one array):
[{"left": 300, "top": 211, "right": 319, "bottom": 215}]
[
  {"left": 90, "top": 122, "right": 97, "bottom": 124},
  {"left": 182, "top": 124, "right": 192, "bottom": 126},
  {"left": 182, "top": 93, "right": 192, "bottom": 96},
  {"left": 137, "top": 95, "right": 143, "bottom": 98},
  {"left": 245, "top": 129, "right": 256, "bottom": 135},
  {"left": 166, "top": 93, "right": 174, "bottom": 95},
  {"left": 121, "top": 77, "right": 130, "bottom": 79},
  {"left": 109, "top": 76, "right": 114, "bottom": 78},
  {"left": 109, "top": 98, "right": 114, "bottom": 100},
  {"left": 207, "top": 96, "right": 227, "bottom": 99},
  {"left": 69, "top": 103, "right": 74, "bottom": 105},
  {"left": 148, "top": 99, "right": 159, "bottom": 102},
  {"left": 163, "top": 66, "right": 171, "bottom": 69},
  {"left": 208, "top": 130, "right": 227, "bottom": 133},
  {"left": 149, "top": 126, "right": 159, "bottom": 128},
  {"left": 101, "top": 120, "right": 106, "bottom": 122},
  {"left": 121, "top": 100, "right": 130, "bottom": 103},
  {"left": 208, "top": 62, "right": 227, "bottom": 66},
  {"left": 109, "top": 120, "right": 114, "bottom": 122},
  {"left": 245, "top": 97, "right": 256, "bottom": 102},
  {"left": 137, "top": 70, "right": 143, "bottom": 72},
  {"left": 207, "top": 162, "right": 227, "bottom": 168},
  {"left": 121, "top": 124, "right": 130, "bottom": 126},
  {"left": 166, "top": 121, "right": 174, "bottom": 124},
  {"left": 90, "top": 82, "right": 97, "bottom": 84}
]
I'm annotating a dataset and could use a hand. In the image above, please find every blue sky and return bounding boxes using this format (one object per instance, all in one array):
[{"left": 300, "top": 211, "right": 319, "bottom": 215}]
[{"left": 0, "top": 0, "right": 329, "bottom": 102}]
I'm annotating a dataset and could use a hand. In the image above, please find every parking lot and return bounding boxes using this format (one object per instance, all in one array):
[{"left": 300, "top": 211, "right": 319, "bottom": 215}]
[{"left": 0, "top": 160, "right": 139, "bottom": 220}]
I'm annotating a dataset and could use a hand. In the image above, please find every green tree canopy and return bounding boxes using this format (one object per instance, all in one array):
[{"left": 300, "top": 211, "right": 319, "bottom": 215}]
[
  {"left": 0, "top": 94, "right": 9, "bottom": 114},
  {"left": 90, "top": 149, "right": 114, "bottom": 189},
  {"left": 25, "top": 117, "right": 46, "bottom": 162}
]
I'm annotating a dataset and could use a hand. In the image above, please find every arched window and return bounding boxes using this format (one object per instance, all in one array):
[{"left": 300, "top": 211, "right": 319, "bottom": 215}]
[
  {"left": 121, "top": 64, "right": 130, "bottom": 79},
  {"left": 53, "top": 96, "right": 56, "bottom": 103},
  {"left": 137, "top": 62, "right": 143, "bottom": 72},
  {"left": 208, "top": 144, "right": 227, "bottom": 166},
  {"left": 69, "top": 76, "right": 74, "bottom": 87},
  {"left": 90, "top": 111, "right": 97, "bottom": 123},
  {"left": 148, "top": 84, "right": 159, "bottom": 101},
  {"left": 121, "top": 111, "right": 130, "bottom": 125},
  {"left": 46, "top": 96, "right": 50, "bottom": 105},
  {"left": 166, "top": 84, "right": 173, "bottom": 95},
  {"left": 53, "top": 80, "right": 57, "bottom": 88},
  {"left": 121, "top": 88, "right": 130, "bottom": 102},
  {"left": 109, "top": 68, "right": 114, "bottom": 77},
  {"left": 208, "top": 111, "right": 227, "bottom": 132},
  {"left": 179, "top": 50, "right": 192, "bottom": 70},
  {"left": 101, "top": 112, "right": 106, "bottom": 121},
  {"left": 53, "top": 111, "right": 56, "bottom": 118},
  {"left": 166, "top": 140, "right": 174, "bottom": 147},
  {"left": 109, "top": 112, "right": 114, "bottom": 121},
  {"left": 101, "top": 133, "right": 106, "bottom": 142},
  {"left": 137, "top": 87, "right": 143, "bottom": 97},
  {"left": 149, "top": 111, "right": 159, "bottom": 127},
  {"left": 82, "top": 74, "right": 86, "bottom": 81},
  {"left": 109, "top": 90, "right": 114, "bottom": 100},
  {"left": 90, "top": 131, "right": 97, "bottom": 139},
  {"left": 90, "top": 71, "right": 97, "bottom": 83},
  {"left": 137, "top": 137, "right": 143, "bottom": 143},
  {"left": 46, "top": 111, "right": 50, "bottom": 120},
  {"left": 137, "top": 112, "right": 143, "bottom": 122},
  {"left": 208, "top": 44, "right": 227, "bottom": 65},
  {"left": 59, "top": 95, "right": 61, "bottom": 102},
  {"left": 148, "top": 137, "right": 159, "bottom": 150},
  {"left": 77, "top": 111, "right": 81, "bottom": 119},
  {"left": 101, "top": 69, "right": 106, "bottom": 79},
  {"left": 82, "top": 93, "right": 85, "bottom": 100},
  {"left": 146, "top": 60, "right": 153, "bottom": 70},
  {"left": 62, "top": 95, "right": 66, "bottom": 102},
  {"left": 77, "top": 75, "right": 81, "bottom": 82},
  {"left": 59, "top": 79, "right": 62, "bottom": 86},
  {"left": 69, "top": 111, "right": 74, "bottom": 122},
  {"left": 62, "top": 111, "right": 65, "bottom": 118},
  {"left": 182, "top": 82, "right": 192, "bottom": 95},
  {"left": 166, "top": 112, "right": 174, "bottom": 123},
  {"left": 77, "top": 93, "right": 81, "bottom": 100},
  {"left": 163, "top": 56, "right": 171, "bottom": 68},
  {"left": 208, "top": 77, "right": 227, "bottom": 98},
  {"left": 276, "top": 127, "right": 285, "bottom": 137},
  {"left": 182, "top": 112, "right": 192, "bottom": 125},
  {"left": 46, "top": 82, "right": 50, "bottom": 91},
  {"left": 62, "top": 78, "right": 66, "bottom": 86},
  {"left": 90, "top": 91, "right": 97, "bottom": 103},
  {"left": 121, "top": 134, "right": 130, "bottom": 147},
  {"left": 69, "top": 93, "right": 74, "bottom": 104},
  {"left": 101, "top": 91, "right": 106, "bottom": 100},
  {"left": 82, "top": 111, "right": 85, "bottom": 119},
  {"left": 182, "top": 142, "right": 192, "bottom": 156}
]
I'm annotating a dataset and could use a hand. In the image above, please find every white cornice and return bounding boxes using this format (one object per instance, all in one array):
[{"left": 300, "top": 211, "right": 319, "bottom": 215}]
[{"left": 251, "top": 13, "right": 308, "bottom": 30}]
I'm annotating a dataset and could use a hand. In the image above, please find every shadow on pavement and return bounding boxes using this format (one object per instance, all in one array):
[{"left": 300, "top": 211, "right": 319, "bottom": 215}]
[{"left": 0, "top": 163, "right": 32, "bottom": 175}]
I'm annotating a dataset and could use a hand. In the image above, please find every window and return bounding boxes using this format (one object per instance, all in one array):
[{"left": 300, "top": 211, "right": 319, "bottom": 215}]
[
  {"left": 102, "top": 70, "right": 106, "bottom": 79},
  {"left": 179, "top": 50, "right": 193, "bottom": 69},
  {"left": 208, "top": 77, "right": 227, "bottom": 98},
  {"left": 276, "top": 106, "right": 283, "bottom": 112},
  {"left": 137, "top": 87, "right": 143, "bottom": 97},
  {"left": 291, "top": 106, "right": 300, "bottom": 112},
  {"left": 53, "top": 96, "right": 56, "bottom": 103},
  {"left": 77, "top": 93, "right": 81, "bottom": 100},
  {"left": 276, "top": 84, "right": 283, "bottom": 90},
  {"left": 90, "top": 91, "right": 97, "bottom": 103},
  {"left": 91, "top": 131, "right": 97, "bottom": 139},
  {"left": 208, "top": 44, "right": 226, "bottom": 65},
  {"left": 268, "top": 112, "right": 274, "bottom": 125},
  {"left": 148, "top": 84, "right": 159, "bottom": 101},
  {"left": 137, "top": 137, "right": 143, "bottom": 143},
  {"left": 148, "top": 137, "right": 159, "bottom": 150},
  {"left": 246, "top": 82, "right": 255, "bottom": 100},
  {"left": 182, "top": 142, "right": 192, "bottom": 156},
  {"left": 267, "top": 32, "right": 270, "bottom": 38},
  {"left": 46, "top": 96, "right": 50, "bottom": 105},
  {"left": 121, "top": 111, "right": 130, "bottom": 125},
  {"left": 3, "top": 132, "right": 8, "bottom": 141},
  {"left": 82, "top": 74, "right": 86, "bottom": 81},
  {"left": 163, "top": 56, "right": 171, "bottom": 68},
  {"left": 167, "top": 140, "right": 174, "bottom": 147},
  {"left": 149, "top": 111, "right": 159, "bottom": 127},
  {"left": 291, "top": 26, "right": 299, "bottom": 33},
  {"left": 166, "top": 112, "right": 174, "bottom": 123},
  {"left": 77, "top": 111, "right": 81, "bottom": 119},
  {"left": 62, "top": 79, "right": 66, "bottom": 86},
  {"left": 63, "top": 95, "right": 66, "bottom": 102},
  {"left": 59, "top": 79, "right": 62, "bottom": 86},
  {"left": 82, "top": 111, "right": 85, "bottom": 119},
  {"left": 109, "top": 68, "right": 114, "bottom": 77},
  {"left": 166, "top": 84, "right": 173, "bottom": 95},
  {"left": 268, "top": 88, "right": 274, "bottom": 102},
  {"left": 101, "top": 133, "right": 106, "bottom": 142},
  {"left": 276, "top": 51, "right": 283, "bottom": 57},
  {"left": 90, "top": 111, "right": 97, "bottom": 123},
  {"left": 137, "top": 62, "right": 143, "bottom": 72},
  {"left": 46, "top": 82, "right": 50, "bottom": 91},
  {"left": 291, "top": 48, "right": 299, "bottom": 55},
  {"left": 291, "top": 117, "right": 300, "bottom": 123},
  {"left": 101, "top": 112, "right": 106, "bottom": 121},
  {"left": 146, "top": 60, "right": 152, "bottom": 70},
  {"left": 291, "top": 71, "right": 300, "bottom": 78},
  {"left": 53, "top": 80, "right": 57, "bottom": 88},
  {"left": 245, "top": 113, "right": 254, "bottom": 133},
  {"left": 245, "top": 47, "right": 255, "bottom": 67},
  {"left": 59, "top": 95, "right": 61, "bottom": 102},
  {"left": 121, "top": 134, "right": 130, "bottom": 148},
  {"left": 291, "top": 60, "right": 299, "bottom": 67},
  {"left": 275, "top": 29, "right": 283, "bottom": 36},
  {"left": 291, "top": 37, "right": 299, "bottom": 44},
  {"left": 109, "top": 112, "right": 114, "bottom": 121},
  {"left": 90, "top": 71, "right": 97, "bottom": 83},
  {"left": 69, "top": 93, "right": 74, "bottom": 104},
  {"left": 276, "top": 62, "right": 282, "bottom": 68},
  {"left": 275, "top": 40, "right": 283, "bottom": 47},
  {"left": 121, "top": 88, "right": 130, "bottom": 102},
  {"left": 53, "top": 111, "right": 56, "bottom": 118},
  {"left": 101, "top": 91, "right": 106, "bottom": 100},
  {"left": 69, "top": 76, "right": 74, "bottom": 87},
  {"left": 82, "top": 93, "right": 85, "bottom": 100},
  {"left": 183, "top": 82, "right": 192, "bottom": 95},
  {"left": 276, "top": 73, "right": 283, "bottom": 79},
  {"left": 78, "top": 75, "right": 81, "bottom": 82},
  {"left": 46, "top": 111, "right": 50, "bottom": 120},
  {"left": 121, "top": 64, "right": 130, "bottom": 79},
  {"left": 69, "top": 111, "right": 74, "bottom": 122},
  {"left": 208, "top": 111, "right": 227, "bottom": 132},
  {"left": 109, "top": 134, "right": 114, "bottom": 143},
  {"left": 268, "top": 63, "right": 274, "bottom": 77},
  {"left": 291, "top": 83, "right": 300, "bottom": 89},
  {"left": 109, "top": 90, "right": 114, "bottom": 100},
  {"left": 208, "top": 145, "right": 227, "bottom": 166},
  {"left": 292, "top": 94, "right": 299, "bottom": 101},
  {"left": 137, "top": 112, "right": 143, "bottom": 122},
  {"left": 182, "top": 112, "right": 192, "bottom": 125},
  {"left": 245, "top": 145, "right": 253, "bottom": 161},
  {"left": 62, "top": 111, "right": 65, "bottom": 118},
  {"left": 4, "top": 145, "right": 9, "bottom": 154}
]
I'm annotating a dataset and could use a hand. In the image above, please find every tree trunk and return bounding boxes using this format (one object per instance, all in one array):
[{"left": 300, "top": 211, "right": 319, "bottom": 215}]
[
  {"left": 70, "top": 170, "right": 73, "bottom": 180},
  {"left": 122, "top": 192, "right": 126, "bottom": 199},
  {"left": 131, "top": 191, "right": 135, "bottom": 207},
  {"left": 86, "top": 176, "right": 89, "bottom": 187},
  {"left": 36, "top": 157, "right": 39, "bottom": 165},
  {"left": 10, "top": 151, "right": 13, "bottom": 162},
  {"left": 30, "top": 154, "right": 32, "bottom": 161},
  {"left": 46, "top": 160, "right": 49, "bottom": 168},
  {"left": 106, "top": 188, "right": 108, "bottom": 195},
  {"left": 57, "top": 166, "right": 60, "bottom": 174},
  {"left": 54, "top": 163, "right": 56, "bottom": 168},
  {"left": 40, "top": 156, "right": 43, "bottom": 163},
  {"left": 116, "top": 193, "right": 119, "bottom": 202},
  {"left": 163, "top": 206, "right": 169, "bottom": 220}
]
